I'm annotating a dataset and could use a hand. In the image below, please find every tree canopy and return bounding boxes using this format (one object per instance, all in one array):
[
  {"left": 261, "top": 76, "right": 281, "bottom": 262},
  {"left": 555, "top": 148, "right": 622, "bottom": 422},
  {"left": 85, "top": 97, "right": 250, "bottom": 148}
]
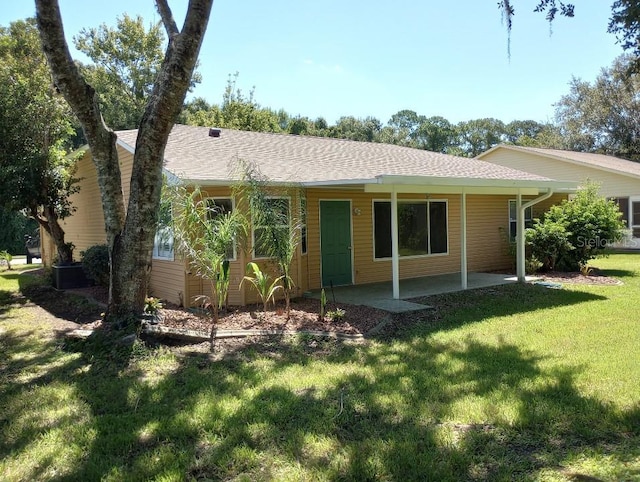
[
  {"left": 0, "top": 17, "right": 78, "bottom": 263},
  {"left": 554, "top": 55, "right": 640, "bottom": 160}
]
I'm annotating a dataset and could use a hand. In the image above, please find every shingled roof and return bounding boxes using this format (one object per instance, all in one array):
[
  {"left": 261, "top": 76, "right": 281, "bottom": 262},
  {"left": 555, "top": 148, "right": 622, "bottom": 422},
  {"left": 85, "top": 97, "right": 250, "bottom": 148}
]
[
  {"left": 116, "top": 125, "right": 565, "bottom": 187},
  {"left": 478, "top": 145, "right": 640, "bottom": 180}
]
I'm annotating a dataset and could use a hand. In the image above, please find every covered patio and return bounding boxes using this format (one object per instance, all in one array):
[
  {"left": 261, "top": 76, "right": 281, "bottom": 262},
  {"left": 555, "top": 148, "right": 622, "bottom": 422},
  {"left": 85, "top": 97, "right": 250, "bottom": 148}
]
[{"left": 306, "top": 272, "right": 526, "bottom": 313}]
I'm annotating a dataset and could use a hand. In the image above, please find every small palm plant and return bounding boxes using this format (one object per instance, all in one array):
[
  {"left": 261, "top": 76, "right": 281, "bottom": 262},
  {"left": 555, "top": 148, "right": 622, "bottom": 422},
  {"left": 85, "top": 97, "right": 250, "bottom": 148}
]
[
  {"left": 0, "top": 250, "right": 12, "bottom": 270},
  {"left": 240, "top": 262, "right": 282, "bottom": 315},
  {"left": 168, "top": 184, "right": 248, "bottom": 350}
]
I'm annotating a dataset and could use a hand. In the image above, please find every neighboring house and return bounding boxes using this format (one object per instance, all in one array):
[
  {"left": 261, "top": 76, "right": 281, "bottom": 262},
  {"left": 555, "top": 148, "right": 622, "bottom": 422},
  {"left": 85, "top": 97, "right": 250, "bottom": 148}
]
[
  {"left": 478, "top": 145, "right": 640, "bottom": 249},
  {"left": 42, "top": 125, "right": 575, "bottom": 306}
]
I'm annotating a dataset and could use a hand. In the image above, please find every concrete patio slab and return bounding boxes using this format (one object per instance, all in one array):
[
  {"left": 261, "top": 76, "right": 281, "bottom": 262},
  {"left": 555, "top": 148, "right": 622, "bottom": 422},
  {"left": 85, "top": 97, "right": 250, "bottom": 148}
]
[{"left": 305, "top": 272, "right": 521, "bottom": 313}]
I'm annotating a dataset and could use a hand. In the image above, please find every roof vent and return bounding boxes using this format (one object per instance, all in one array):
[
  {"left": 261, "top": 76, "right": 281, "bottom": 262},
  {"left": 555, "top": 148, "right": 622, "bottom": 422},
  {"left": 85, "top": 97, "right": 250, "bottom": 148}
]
[{"left": 208, "top": 128, "right": 221, "bottom": 138}]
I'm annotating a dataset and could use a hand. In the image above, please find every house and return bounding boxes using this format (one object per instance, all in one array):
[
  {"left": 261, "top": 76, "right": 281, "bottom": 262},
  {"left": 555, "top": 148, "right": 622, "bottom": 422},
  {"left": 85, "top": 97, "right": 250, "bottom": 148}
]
[
  {"left": 42, "top": 125, "right": 575, "bottom": 307},
  {"left": 478, "top": 145, "right": 640, "bottom": 249}
]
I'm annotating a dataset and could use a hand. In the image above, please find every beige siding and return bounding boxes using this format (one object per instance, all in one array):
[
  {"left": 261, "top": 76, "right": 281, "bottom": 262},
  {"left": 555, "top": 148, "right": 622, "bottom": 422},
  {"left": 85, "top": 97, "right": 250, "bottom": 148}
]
[{"left": 482, "top": 148, "right": 640, "bottom": 198}]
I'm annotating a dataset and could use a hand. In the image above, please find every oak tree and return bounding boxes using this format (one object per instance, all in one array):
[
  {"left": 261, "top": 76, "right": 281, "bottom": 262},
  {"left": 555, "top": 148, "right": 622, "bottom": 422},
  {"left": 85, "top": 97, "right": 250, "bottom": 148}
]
[{"left": 35, "top": 0, "right": 214, "bottom": 320}]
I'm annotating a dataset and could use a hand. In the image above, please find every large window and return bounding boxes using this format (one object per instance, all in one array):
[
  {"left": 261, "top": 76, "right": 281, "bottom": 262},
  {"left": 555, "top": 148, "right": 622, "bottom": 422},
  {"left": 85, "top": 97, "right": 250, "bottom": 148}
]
[
  {"left": 508, "top": 200, "right": 533, "bottom": 240},
  {"left": 253, "top": 197, "right": 290, "bottom": 258},
  {"left": 373, "top": 200, "right": 448, "bottom": 259}
]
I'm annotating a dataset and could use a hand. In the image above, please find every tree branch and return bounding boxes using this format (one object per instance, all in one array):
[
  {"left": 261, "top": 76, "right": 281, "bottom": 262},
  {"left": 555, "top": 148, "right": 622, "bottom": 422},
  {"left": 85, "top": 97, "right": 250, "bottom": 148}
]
[
  {"left": 35, "top": 0, "right": 126, "bottom": 247},
  {"left": 155, "top": 0, "right": 179, "bottom": 38}
]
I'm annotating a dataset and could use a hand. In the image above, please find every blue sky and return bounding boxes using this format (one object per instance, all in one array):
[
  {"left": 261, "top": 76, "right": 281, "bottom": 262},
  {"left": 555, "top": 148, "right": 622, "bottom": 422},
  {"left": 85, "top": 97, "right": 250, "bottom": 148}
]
[{"left": 2, "top": 1, "right": 622, "bottom": 125}]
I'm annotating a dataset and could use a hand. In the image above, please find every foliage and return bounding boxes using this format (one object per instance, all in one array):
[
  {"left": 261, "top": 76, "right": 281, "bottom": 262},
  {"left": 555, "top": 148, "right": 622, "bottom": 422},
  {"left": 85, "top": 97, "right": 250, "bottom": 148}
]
[
  {"left": 526, "top": 182, "right": 625, "bottom": 271},
  {"left": 319, "top": 288, "right": 327, "bottom": 322},
  {"left": 0, "top": 18, "right": 79, "bottom": 264},
  {"left": 0, "top": 208, "right": 38, "bottom": 254},
  {"left": 235, "top": 162, "right": 302, "bottom": 319},
  {"left": 609, "top": 0, "right": 640, "bottom": 73},
  {"left": 525, "top": 218, "right": 572, "bottom": 271},
  {"left": 73, "top": 14, "right": 200, "bottom": 130},
  {"left": 554, "top": 55, "right": 640, "bottom": 160},
  {"left": 81, "top": 244, "right": 110, "bottom": 287},
  {"left": 240, "top": 262, "right": 282, "bottom": 314},
  {"left": 180, "top": 73, "right": 280, "bottom": 132},
  {"left": 143, "top": 296, "right": 163, "bottom": 314},
  {"left": 169, "top": 184, "right": 248, "bottom": 331},
  {"left": 502, "top": 1, "right": 640, "bottom": 75},
  {"left": 0, "top": 250, "right": 13, "bottom": 270},
  {"left": 326, "top": 307, "right": 345, "bottom": 322}
]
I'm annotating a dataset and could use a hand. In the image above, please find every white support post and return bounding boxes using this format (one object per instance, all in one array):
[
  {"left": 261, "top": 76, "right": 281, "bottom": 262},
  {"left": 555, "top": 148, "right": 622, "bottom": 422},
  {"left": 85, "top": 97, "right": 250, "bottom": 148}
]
[
  {"left": 516, "top": 191, "right": 526, "bottom": 282},
  {"left": 461, "top": 190, "right": 468, "bottom": 289},
  {"left": 391, "top": 188, "right": 400, "bottom": 299}
]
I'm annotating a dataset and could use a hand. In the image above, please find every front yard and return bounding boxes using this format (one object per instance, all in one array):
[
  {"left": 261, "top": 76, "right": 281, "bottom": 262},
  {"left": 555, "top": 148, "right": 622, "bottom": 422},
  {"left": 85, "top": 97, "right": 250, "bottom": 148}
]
[{"left": 1, "top": 255, "right": 639, "bottom": 481}]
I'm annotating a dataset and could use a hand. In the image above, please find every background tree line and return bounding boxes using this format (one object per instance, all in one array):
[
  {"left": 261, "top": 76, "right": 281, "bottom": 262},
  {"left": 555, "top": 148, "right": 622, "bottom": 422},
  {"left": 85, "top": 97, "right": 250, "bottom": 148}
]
[{"left": 179, "top": 55, "right": 640, "bottom": 161}]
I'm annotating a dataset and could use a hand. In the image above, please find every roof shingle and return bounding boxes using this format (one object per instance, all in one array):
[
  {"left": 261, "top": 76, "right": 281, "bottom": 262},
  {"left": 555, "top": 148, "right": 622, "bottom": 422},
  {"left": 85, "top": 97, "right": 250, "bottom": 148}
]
[{"left": 117, "top": 125, "right": 558, "bottom": 185}]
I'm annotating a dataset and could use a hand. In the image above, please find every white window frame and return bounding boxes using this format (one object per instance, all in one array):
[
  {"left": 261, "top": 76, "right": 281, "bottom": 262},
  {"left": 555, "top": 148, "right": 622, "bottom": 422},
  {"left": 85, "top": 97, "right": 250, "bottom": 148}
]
[
  {"left": 372, "top": 198, "right": 449, "bottom": 261},
  {"left": 205, "top": 196, "right": 238, "bottom": 261},
  {"left": 252, "top": 196, "right": 291, "bottom": 259},
  {"left": 153, "top": 226, "right": 174, "bottom": 261},
  {"left": 508, "top": 199, "right": 533, "bottom": 241},
  {"left": 300, "top": 196, "right": 308, "bottom": 255}
]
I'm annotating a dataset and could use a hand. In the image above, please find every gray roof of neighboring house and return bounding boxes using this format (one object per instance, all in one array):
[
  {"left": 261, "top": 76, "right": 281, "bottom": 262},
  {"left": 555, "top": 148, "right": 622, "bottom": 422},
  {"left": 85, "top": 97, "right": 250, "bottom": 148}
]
[
  {"left": 479, "top": 145, "right": 640, "bottom": 180},
  {"left": 116, "top": 125, "right": 562, "bottom": 186}
]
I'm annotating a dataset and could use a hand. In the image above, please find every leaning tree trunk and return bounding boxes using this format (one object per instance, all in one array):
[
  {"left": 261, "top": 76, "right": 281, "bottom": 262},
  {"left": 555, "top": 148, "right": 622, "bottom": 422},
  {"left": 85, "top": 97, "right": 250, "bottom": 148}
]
[
  {"left": 36, "top": 0, "right": 214, "bottom": 322},
  {"left": 38, "top": 205, "right": 74, "bottom": 264}
]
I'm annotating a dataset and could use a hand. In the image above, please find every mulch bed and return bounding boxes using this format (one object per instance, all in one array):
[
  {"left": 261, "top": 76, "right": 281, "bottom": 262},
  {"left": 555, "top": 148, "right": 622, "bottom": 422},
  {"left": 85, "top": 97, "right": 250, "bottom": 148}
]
[
  {"left": 59, "top": 267, "right": 620, "bottom": 347},
  {"left": 538, "top": 268, "right": 622, "bottom": 286},
  {"left": 159, "top": 298, "right": 389, "bottom": 336}
]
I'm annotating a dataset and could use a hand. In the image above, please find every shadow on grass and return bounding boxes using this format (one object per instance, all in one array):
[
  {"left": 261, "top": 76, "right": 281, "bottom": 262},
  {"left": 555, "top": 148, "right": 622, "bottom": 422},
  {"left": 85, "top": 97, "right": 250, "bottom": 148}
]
[
  {"left": 1, "top": 275, "right": 638, "bottom": 480},
  {"left": 14, "top": 271, "right": 102, "bottom": 324},
  {"left": 377, "top": 283, "right": 608, "bottom": 341}
]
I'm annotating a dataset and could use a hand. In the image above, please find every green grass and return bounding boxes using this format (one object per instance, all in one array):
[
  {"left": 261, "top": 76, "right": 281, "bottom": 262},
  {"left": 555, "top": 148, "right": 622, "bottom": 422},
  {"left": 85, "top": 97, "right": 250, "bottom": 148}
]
[{"left": 1, "top": 256, "right": 639, "bottom": 481}]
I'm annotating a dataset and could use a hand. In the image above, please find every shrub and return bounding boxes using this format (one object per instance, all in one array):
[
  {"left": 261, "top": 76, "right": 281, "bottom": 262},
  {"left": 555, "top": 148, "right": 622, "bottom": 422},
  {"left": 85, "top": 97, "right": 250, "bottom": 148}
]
[
  {"left": 526, "top": 182, "right": 625, "bottom": 272},
  {"left": 81, "top": 244, "right": 110, "bottom": 287},
  {"left": 525, "top": 219, "right": 573, "bottom": 271}
]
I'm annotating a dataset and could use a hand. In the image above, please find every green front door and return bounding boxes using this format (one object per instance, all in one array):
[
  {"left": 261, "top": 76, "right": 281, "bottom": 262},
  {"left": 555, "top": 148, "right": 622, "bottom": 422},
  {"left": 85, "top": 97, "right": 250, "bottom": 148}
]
[{"left": 320, "top": 200, "right": 352, "bottom": 286}]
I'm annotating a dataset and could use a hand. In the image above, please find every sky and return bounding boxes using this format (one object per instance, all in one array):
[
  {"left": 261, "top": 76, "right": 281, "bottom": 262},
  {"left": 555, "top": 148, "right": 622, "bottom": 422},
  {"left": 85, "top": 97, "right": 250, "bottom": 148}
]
[{"left": 1, "top": 1, "right": 623, "bottom": 125}]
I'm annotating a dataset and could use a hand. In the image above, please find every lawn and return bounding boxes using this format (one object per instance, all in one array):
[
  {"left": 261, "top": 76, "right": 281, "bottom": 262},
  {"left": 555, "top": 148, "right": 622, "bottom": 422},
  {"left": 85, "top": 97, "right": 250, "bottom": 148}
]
[{"left": 1, "top": 256, "right": 639, "bottom": 481}]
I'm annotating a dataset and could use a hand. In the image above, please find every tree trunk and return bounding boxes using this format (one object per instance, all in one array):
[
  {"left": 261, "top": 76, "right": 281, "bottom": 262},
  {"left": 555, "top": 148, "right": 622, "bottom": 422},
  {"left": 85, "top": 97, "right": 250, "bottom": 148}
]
[
  {"left": 36, "top": 206, "right": 73, "bottom": 264},
  {"left": 36, "top": 0, "right": 214, "bottom": 323}
]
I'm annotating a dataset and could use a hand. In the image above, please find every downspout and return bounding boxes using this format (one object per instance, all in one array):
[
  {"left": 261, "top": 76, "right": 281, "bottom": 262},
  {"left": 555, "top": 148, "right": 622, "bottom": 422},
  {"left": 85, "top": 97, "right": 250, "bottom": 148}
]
[
  {"left": 391, "top": 187, "right": 400, "bottom": 299},
  {"left": 460, "top": 189, "right": 468, "bottom": 289},
  {"left": 517, "top": 188, "right": 554, "bottom": 282}
]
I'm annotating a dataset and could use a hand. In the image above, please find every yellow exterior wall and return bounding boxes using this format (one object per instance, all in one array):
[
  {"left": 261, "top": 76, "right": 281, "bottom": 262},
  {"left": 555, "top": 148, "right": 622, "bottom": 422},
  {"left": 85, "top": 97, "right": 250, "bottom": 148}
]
[
  {"left": 43, "top": 145, "right": 188, "bottom": 306},
  {"left": 481, "top": 148, "right": 640, "bottom": 198},
  {"left": 50, "top": 144, "right": 571, "bottom": 307},
  {"left": 183, "top": 187, "right": 309, "bottom": 307}
]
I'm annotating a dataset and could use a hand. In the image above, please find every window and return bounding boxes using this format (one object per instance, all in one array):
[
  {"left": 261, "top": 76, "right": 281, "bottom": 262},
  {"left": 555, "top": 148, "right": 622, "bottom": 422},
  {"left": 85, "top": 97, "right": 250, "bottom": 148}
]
[
  {"left": 508, "top": 200, "right": 533, "bottom": 240},
  {"left": 300, "top": 197, "right": 307, "bottom": 254},
  {"left": 373, "top": 200, "right": 448, "bottom": 259},
  {"left": 253, "top": 197, "right": 290, "bottom": 258},
  {"left": 206, "top": 197, "right": 236, "bottom": 260},
  {"left": 611, "top": 197, "right": 630, "bottom": 228},
  {"left": 633, "top": 200, "right": 640, "bottom": 238},
  {"left": 153, "top": 227, "right": 174, "bottom": 260}
]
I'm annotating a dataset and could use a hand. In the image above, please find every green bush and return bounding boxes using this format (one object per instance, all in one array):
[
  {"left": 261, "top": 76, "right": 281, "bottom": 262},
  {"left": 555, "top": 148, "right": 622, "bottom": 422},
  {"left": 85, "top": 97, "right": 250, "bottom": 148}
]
[
  {"left": 81, "top": 244, "right": 110, "bottom": 287},
  {"left": 525, "top": 219, "right": 573, "bottom": 271},
  {"left": 526, "top": 182, "right": 625, "bottom": 272}
]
